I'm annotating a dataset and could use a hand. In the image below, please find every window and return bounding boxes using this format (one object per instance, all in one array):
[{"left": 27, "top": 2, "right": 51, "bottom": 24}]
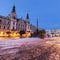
[
  {"left": 19, "top": 24, "right": 20, "bottom": 26},
  {"left": 0, "top": 20, "right": 2, "bottom": 23},
  {"left": 21, "top": 25, "right": 22, "bottom": 28},
  {"left": 7, "top": 27, "right": 9, "bottom": 30},
  {"left": 4, "top": 26, "right": 5, "bottom": 29},
  {"left": 13, "top": 22, "right": 15, "bottom": 25},
  {"left": 0, "top": 26, "right": 1, "bottom": 28},
  {"left": 13, "top": 27, "right": 14, "bottom": 30},
  {"left": 13, "top": 16, "right": 16, "bottom": 19},
  {"left": 8, "top": 22, "right": 9, "bottom": 24}
]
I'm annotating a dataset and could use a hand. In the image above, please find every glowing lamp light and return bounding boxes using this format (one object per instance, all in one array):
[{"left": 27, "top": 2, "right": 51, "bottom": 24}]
[
  {"left": 26, "top": 33, "right": 31, "bottom": 38},
  {"left": 1, "top": 32, "right": 3, "bottom": 34},
  {"left": 0, "top": 32, "right": 4, "bottom": 37}
]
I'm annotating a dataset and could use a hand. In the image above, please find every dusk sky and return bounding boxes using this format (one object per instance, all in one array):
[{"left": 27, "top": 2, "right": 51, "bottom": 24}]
[{"left": 0, "top": 0, "right": 59, "bottom": 30}]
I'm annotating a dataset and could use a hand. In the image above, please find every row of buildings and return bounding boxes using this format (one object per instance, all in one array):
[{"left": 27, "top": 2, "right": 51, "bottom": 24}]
[
  {"left": 0, "top": 5, "right": 36, "bottom": 35},
  {"left": 46, "top": 29, "right": 60, "bottom": 37},
  {"left": 1, "top": 5, "right": 60, "bottom": 38}
]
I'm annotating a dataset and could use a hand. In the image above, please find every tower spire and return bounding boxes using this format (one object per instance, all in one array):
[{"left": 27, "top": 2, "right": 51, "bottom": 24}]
[
  {"left": 12, "top": 0, "right": 16, "bottom": 13},
  {"left": 12, "top": 5, "right": 16, "bottom": 13},
  {"left": 26, "top": 13, "right": 29, "bottom": 19}
]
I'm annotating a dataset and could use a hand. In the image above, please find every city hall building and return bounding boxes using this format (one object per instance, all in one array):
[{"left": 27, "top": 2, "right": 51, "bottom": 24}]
[{"left": 0, "top": 5, "right": 36, "bottom": 35}]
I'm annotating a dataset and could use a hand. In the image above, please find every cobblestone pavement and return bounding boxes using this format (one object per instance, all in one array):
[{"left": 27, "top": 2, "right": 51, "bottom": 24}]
[{"left": 0, "top": 37, "right": 60, "bottom": 60}]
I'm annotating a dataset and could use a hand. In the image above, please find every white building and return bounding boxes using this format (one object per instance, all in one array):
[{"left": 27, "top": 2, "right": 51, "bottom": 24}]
[
  {"left": 0, "top": 5, "right": 36, "bottom": 34},
  {"left": 46, "top": 29, "right": 60, "bottom": 37}
]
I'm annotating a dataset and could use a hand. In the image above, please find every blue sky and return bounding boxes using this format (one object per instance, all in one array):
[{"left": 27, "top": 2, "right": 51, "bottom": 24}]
[{"left": 0, "top": 0, "right": 59, "bottom": 30}]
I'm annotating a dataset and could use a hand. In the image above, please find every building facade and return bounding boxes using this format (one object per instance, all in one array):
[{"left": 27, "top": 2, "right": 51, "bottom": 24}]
[
  {"left": 0, "top": 5, "right": 36, "bottom": 34},
  {"left": 46, "top": 29, "right": 60, "bottom": 37}
]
